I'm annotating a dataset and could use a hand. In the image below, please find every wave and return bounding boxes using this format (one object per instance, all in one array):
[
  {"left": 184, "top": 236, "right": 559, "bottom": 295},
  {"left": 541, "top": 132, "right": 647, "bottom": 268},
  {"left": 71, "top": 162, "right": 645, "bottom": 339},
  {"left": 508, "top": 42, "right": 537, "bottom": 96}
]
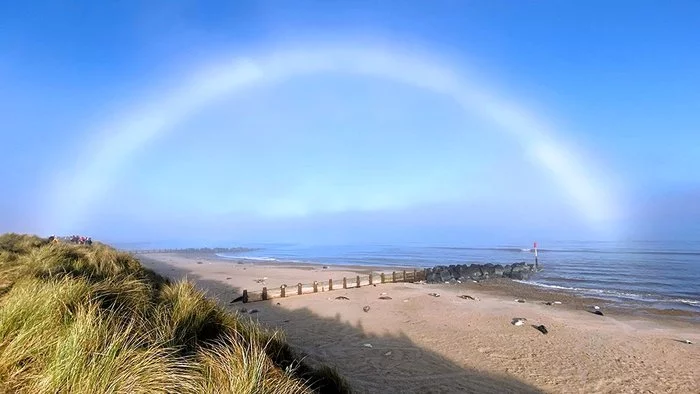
[
  {"left": 517, "top": 281, "right": 700, "bottom": 308},
  {"left": 674, "top": 299, "right": 700, "bottom": 307},
  {"left": 215, "top": 254, "right": 305, "bottom": 264}
]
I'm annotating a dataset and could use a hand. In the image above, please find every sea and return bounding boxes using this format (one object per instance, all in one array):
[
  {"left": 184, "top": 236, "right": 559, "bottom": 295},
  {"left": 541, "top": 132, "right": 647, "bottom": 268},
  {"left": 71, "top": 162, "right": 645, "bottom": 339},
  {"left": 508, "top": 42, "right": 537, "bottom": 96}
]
[{"left": 209, "top": 240, "right": 700, "bottom": 313}]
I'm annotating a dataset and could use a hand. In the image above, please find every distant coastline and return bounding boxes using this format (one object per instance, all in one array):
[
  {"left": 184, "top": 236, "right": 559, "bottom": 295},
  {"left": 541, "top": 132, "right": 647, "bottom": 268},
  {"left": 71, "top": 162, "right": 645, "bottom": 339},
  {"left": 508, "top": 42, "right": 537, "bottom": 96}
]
[{"left": 125, "top": 246, "right": 258, "bottom": 255}]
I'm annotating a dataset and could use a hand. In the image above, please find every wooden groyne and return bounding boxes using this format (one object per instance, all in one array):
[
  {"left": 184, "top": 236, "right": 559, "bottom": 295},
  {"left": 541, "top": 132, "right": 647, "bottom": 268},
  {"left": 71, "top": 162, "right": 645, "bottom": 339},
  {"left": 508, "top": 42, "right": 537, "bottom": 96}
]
[{"left": 240, "top": 269, "right": 427, "bottom": 303}]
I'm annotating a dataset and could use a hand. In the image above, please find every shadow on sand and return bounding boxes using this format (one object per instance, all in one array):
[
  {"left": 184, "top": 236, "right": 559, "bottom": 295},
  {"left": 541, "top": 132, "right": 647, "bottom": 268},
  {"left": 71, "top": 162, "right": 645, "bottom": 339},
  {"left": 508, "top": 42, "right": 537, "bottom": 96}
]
[{"left": 144, "top": 258, "right": 543, "bottom": 394}]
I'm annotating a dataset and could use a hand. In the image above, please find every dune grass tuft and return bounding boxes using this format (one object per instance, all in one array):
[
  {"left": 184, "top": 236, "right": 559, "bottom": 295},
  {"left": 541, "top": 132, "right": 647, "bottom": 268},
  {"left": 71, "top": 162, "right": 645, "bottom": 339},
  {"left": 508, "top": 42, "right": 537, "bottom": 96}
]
[{"left": 0, "top": 233, "right": 350, "bottom": 393}]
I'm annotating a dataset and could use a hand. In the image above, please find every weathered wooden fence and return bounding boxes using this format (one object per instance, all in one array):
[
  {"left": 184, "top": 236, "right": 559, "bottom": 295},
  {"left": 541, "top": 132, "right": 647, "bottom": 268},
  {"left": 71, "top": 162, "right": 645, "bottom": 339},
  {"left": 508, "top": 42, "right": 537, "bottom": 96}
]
[{"left": 240, "top": 269, "right": 427, "bottom": 303}]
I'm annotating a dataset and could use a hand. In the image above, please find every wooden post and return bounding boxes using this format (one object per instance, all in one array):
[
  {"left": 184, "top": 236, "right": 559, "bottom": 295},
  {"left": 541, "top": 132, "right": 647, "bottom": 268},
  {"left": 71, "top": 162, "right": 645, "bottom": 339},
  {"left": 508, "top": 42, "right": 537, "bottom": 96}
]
[
  {"left": 369, "top": 274, "right": 373, "bottom": 285},
  {"left": 242, "top": 290, "right": 249, "bottom": 303},
  {"left": 356, "top": 275, "right": 361, "bottom": 288},
  {"left": 313, "top": 281, "right": 318, "bottom": 293},
  {"left": 381, "top": 273, "right": 385, "bottom": 283},
  {"left": 262, "top": 287, "right": 268, "bottom": 301},
  {"left": 280, "top": 285, "right": 286, "bottom": 298},
  {"left": 392, "top": 271, "right": 396, "bottom": 283},
  {"left": 329, "top": 279, "right": 333, "bottom": 291},
  {"left": 297, "top": 283, "right": 302, "bottom": 295},
  {"left": 343, "top": 277, "right": 347, "bottom": 289},
  {"left": 402, "top": 270, "right": 406, "bottom": 282}
]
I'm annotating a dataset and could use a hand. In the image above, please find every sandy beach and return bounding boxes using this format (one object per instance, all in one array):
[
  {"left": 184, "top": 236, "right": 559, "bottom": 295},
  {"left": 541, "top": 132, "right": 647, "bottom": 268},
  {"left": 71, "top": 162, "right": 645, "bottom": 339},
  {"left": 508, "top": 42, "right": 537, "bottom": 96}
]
[{"left": 140, "top": 253, "right": 700, "bottom": 393}]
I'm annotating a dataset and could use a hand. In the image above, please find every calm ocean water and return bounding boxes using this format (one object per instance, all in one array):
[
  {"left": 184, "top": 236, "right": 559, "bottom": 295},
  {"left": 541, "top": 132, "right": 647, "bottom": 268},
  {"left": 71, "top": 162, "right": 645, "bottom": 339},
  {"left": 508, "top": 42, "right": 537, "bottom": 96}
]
[{"left": 213, "top": 241, "right": 700, "bottom": 312}]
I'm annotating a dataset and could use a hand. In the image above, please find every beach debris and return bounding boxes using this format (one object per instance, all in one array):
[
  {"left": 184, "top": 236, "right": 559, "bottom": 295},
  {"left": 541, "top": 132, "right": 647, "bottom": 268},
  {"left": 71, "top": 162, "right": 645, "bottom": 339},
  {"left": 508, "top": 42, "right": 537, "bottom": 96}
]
[
  {"left": 196, "top": 261, "right": 203, "bottom": 265},
  {"left": 428, "top": 293, "right": 440, "bottom": 297},
  {"left": 379, "top": 296, "right": 393, "bottom": 300},
  {"left": 683, "top": 339, "right": 693, "bottom": 344},
  {"left": 276, "top": 302, "right": 281, "bottom": 306},
  {"left": 384, "top": 351, "right": 392, "bottom": 356},
  {"left": 249, "top": 309, "right": 259, "bottom": 314},
  {"left": 335, "top": 296, "right": 350, "bottom": 300},
  {"left": 380, "top": 292, "right": 387, "bottom": 295},
  {"left": 457, "top": 280, "right": 462, "bottom": 284},
  {"left": 230, "top": 295, "right": 244, "bottom": 303},
  {"left": 534, "top": 325, "right": 549, "bottom": 335},
  {"left": 515, "top": 299, "right": 526, "bottom": 303},
  {"left": 226, "top": 277, "right": 232, "bottom": 280},
  {"left": 363, "top": 343, "right": 373, "bottom": 348},
  {"left": 403, "top": 299, "right": 409, "bottom": 302},
  {"left": 511, "top": 318, "right": 527, "bottom": 326},
  {"left": 591, "top": 310, "right": 604, "bottom": 316},
  {"left": 322, "top": 266, "right": 328, "bottom": 269},
  {"left": 363, "top": 306, "right": 370, "bottom": 312},
  {"left": 254, "top": 278, "right": 267, "bottom": 283},
  {"left": 553, "top": 301, "right": 562, "bottom": 305},
  {"left": 544, "top": 302, "right": 553, "bottom": 305},
  {"left": 239, "top": 308, "right": 247, "bottom": 313},
  {"left": 458, "top": 295, "right": 476, "bottom": 300},
  {"left": 592, "top": 305, "right": 601, "bottom": 310},
  {"left": 283, "top": 319, "right": 290, "bottom": 323}
]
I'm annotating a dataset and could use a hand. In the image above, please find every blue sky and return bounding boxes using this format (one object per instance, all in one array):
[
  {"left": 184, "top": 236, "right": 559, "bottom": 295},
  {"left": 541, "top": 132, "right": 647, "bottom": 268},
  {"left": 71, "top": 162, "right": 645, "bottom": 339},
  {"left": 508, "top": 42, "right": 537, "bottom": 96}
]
[{"left": 1, "top": 1, "right": 699, "bottom": 244}]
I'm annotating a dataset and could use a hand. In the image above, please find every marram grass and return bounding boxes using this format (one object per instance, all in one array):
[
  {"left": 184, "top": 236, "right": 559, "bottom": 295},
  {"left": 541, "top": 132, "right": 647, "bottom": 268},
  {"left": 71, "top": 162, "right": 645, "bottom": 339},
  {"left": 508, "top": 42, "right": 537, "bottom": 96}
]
[{"left": 0, "top": 233, "right": 348, "bottom": 393}]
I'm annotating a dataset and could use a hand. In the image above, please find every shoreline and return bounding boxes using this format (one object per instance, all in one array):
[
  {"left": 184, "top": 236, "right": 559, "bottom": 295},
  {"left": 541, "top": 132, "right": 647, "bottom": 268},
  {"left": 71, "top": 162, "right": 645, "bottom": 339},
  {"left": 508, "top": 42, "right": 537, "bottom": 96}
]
[
  {"left": 162, "top": 251, "right": 700, "bottom": 322},
  {"left": 138, "top": 252, "right": 700, "bottom": 393}
]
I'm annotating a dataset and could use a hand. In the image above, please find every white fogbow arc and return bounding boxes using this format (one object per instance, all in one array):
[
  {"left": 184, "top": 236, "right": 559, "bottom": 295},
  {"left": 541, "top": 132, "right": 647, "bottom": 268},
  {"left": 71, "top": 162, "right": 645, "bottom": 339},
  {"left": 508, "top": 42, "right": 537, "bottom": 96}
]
[{"left": 45, "top": 43, "right": 620, "bottom": 234}]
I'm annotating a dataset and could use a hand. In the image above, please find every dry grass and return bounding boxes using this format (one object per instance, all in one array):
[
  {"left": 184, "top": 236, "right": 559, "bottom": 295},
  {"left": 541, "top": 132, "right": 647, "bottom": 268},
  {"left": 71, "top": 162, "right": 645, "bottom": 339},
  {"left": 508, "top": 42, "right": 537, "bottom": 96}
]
[{"left": 0, "top": 233, "right": 349, "bottom": 393}]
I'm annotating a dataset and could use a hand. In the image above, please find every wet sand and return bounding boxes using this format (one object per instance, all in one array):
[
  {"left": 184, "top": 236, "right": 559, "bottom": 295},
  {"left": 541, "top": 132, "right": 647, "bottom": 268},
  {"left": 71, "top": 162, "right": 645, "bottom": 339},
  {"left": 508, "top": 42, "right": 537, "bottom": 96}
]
[{"left": 140, "top": 253, "right": 700, "bottom": 393}]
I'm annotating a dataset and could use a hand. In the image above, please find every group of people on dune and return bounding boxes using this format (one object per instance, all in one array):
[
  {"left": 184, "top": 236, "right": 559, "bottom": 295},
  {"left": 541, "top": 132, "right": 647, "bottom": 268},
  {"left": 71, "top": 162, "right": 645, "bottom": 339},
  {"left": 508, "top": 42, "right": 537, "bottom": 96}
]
[{"left": 48, "top": 235, "right": 93, "bottom": 245}]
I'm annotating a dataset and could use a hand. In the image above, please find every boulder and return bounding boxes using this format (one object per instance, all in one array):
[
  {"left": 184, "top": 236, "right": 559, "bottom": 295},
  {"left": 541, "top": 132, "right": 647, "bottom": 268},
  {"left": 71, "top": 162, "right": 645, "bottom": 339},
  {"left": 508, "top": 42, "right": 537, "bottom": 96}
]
[
  {"left": 439, "top": 268, "right": 453, "bottom": 282},
  {"left": 494, "top": 264, "right": 505, "bottom": 277},
  {"left": 448, "top": 265, "right": 460, "bottom": 280},
  {"left": 465, "top": 264, "right": 483, "bottom": 279},
  {"left": 482, "top": 263, "right": 496, "bottom": 277}
]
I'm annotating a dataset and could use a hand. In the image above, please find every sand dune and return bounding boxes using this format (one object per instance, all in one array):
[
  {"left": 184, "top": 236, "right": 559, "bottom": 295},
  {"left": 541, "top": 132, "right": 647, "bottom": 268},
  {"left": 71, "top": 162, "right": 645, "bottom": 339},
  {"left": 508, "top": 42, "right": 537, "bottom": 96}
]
[{"left": 141, "top": 253, "right": 700, "bottom": 393}]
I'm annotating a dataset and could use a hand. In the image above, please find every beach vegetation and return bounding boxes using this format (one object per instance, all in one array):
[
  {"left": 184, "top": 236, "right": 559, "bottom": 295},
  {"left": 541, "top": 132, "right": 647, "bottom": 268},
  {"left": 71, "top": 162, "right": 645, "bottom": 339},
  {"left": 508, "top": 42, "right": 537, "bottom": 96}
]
[{"left": 0, "top": 233, "right": 348, "bottom": 393}]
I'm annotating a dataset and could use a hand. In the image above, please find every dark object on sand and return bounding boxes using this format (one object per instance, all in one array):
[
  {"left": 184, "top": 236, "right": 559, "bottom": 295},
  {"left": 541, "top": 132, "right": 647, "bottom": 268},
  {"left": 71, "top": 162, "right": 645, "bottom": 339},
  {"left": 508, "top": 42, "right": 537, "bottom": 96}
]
[
  {"left": 515, "top": 299, "right": 526, "bottom": 303},
  {"left": 591, "top": 310, "right": 604, "bottom": 316},
  {"left": 511, "top": 318, "right": 527, "bottom": 326},
  {"left": 196, "top": 261, "right": 203, "bottom": 264},
  {"left": 231, "top": 295, "right": 244, "bottom": 303},
  {"left": 226, "top": 277, "right": 232, "bottom": 280},
  {"left": 363, "top": 306, "right": 370, "bottom": 312},
  {"left": 276, "top": 302, "right": 280, "bottom": 306},
  {"left": 249, "top": 309, "right": 259, "bottom": 314},
  {"left": 322, "top": 266, "right": 328, "bottom": 269},
  {"left": 428, "top": 293, "right": 440, "bottom": 297},
  {"left": 683, "top": 339, "right": 693, "bottom": 344},
  {"left": 379, "top": 296, "right": 392, "bottom": 300},
  {"left": 458, "top": 295, "right": 476, "bottom": 300},
  {"left": 544, "top": 302, "right": 553, "bottom": 305},
  {"left": 335, "top": 296, "right": 350, "bottom": 300},
  {"left": 283, "top": 319, "right": 290, "bottom": 323},
  {"left": 534, "top": 325, "right": 548, "bottom": 334}
]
